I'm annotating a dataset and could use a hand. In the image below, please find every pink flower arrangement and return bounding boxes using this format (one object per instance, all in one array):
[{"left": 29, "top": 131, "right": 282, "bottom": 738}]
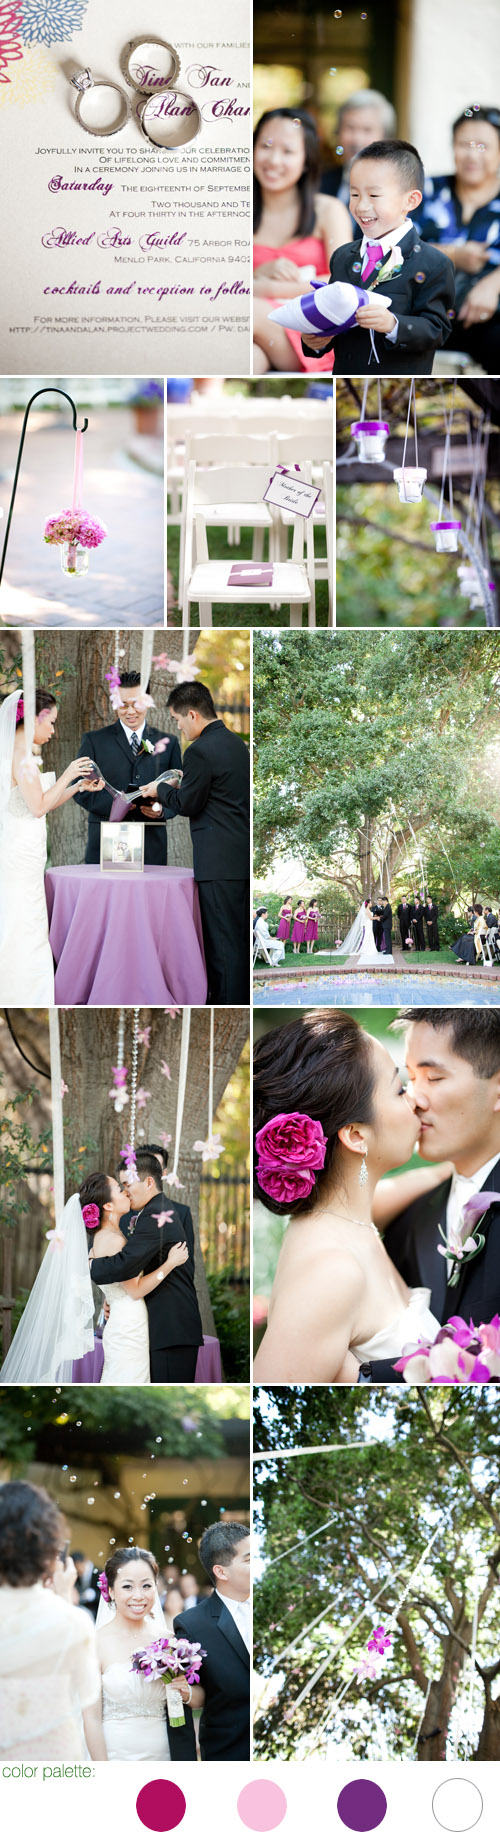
[
  {"left": 98, "top": 1571, "right": 111, "bottom": 1602},
  {"left": 15, "top": 695, "right": 24, "bottom": 726},
  {"left": 367, "top": 1625, "right": 392, "bottom": 1656},
  {"left": 393, "top": 1315, "right": 500, "bottom": 1384},
  {"left": 255, "top": 1111, "right": 328, "bottom": 1204},
  {"left": 44, "top": 510, "right": 108, "bottom": 548},
  {"left": 82, "top": 1202, "right": 100, "bottom": 1231}
]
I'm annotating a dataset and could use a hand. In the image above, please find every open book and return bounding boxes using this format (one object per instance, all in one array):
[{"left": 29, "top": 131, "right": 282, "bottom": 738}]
[{"left": 86, "top": 767, "right": 182, "bottom": 823}]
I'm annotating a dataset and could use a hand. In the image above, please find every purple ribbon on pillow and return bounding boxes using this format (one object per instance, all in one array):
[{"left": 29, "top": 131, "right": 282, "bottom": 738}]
[{"left": 300, "top": 281, "right": 368, "bottom": 336}]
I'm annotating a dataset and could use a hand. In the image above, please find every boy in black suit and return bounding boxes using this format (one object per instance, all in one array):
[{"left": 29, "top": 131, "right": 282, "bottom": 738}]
[
  {"left": 302, "top": 139, "right": 455, "bottom": 374},
  {"left": 174, "top": 1521, "right": 251, "bottom": 1760},
  {"left": 142, "top": 681, "right": 250, "bottom": 1003}
]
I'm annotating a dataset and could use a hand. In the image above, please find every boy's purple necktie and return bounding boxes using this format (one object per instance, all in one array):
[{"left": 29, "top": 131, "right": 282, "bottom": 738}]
[{"left": 362, "top": 242, "right": 384, "bottom": 281}]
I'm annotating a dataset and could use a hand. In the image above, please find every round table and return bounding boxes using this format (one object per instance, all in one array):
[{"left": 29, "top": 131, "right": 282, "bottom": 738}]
[
  {"left": 45, "top": 864, "right": 207, "bottom": 1004},
  {"left": 72, "top": 1334, "right": 222, "bottom": 1383}
]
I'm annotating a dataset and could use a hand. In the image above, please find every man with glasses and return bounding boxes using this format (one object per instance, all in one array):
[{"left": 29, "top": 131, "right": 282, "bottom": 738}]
[{"left": 74, "top": 670, "right": 182, "bottom": 864}]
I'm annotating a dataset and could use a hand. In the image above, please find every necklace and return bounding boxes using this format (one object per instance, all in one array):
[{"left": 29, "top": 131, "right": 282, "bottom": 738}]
[{"left": 327, "top": 1210, "right": 379, "bottom": 1235}]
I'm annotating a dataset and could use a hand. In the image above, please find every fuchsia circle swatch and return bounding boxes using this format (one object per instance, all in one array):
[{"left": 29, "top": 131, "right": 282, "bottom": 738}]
[
  {"left": 237, "top": 1779, "right": 288, "bottom": 1832},
  {"left": 337, "top": 1780, "right": 388, "bottom": 1833},
  {"left": 136, "top": 1780, "right": 186, "bottom": 1832}
]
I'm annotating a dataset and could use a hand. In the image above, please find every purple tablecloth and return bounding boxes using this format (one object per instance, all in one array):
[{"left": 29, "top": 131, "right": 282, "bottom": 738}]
[
  {"left": 72, "top": 1334, "right": 222, "bottom": 1383},
  {"left": 45, "top": 864, "right": 207, "bottom": 1004}
]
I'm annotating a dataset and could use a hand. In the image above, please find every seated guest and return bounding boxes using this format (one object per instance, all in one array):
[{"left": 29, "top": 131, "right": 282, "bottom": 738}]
[
  {"left": 321, "top": 88, "right": 397, "bottom": 213},
  {"left": 301, "top": 139, "right": 455, "bottom": 374},
  {"left": 254, "top": 907, "right": 285, "bottom": 965},
  {"left": 453, "top": 902, "right": 487, "bottom": 964},
  {"left": 424, "top": 896, "right": 440, "bottom": 950},
  {"left": 485, "top": 905, "right": 499, "bottom": 929},
  {"left": 253, "top": 107, "right": 351, "bottom": 373},
  {"left": 413, "top": 106, "right": 500, "bottom": 374}
]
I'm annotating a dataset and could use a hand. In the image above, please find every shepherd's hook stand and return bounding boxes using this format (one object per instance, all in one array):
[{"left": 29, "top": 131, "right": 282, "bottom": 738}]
[{"left": 0, "top": 388, "right": 89, "bottom": 587}]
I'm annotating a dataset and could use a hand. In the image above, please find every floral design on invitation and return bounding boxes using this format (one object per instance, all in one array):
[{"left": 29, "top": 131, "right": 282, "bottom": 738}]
[
  {"left": 20, "top": 0, "right": 89, "bottom": 43},
  {"left": 0, "top": 3, "right": 23, "bottom": 79}
]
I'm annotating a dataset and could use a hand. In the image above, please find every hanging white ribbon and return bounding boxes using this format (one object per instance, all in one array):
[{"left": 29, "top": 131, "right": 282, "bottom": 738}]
[
  {"left": 21, "top": 630, "right": 35, "bottom": 759},
  {"left": 168, "top": 1007, "right": 191, "bottom": 1183},
  {"left": 140, "top": 630, "right": 155, "bottom": 692},
  {"left": 208, "top": 1007, "right": 214, "bottom": 1137},
  {"left": 49, "top": 1008, "right": 65, "bottom": 1226}
]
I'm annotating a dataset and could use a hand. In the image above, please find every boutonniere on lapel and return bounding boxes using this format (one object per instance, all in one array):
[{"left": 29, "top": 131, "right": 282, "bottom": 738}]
[
  {"left": 437, "top": 1192, "right": 500, "bottom": 1289},
  {"left": 138, "top": 735, "right": 155, "bottom": 756},
  {"left": 366, "top": 250, "right": 404, "bottom": 291}
]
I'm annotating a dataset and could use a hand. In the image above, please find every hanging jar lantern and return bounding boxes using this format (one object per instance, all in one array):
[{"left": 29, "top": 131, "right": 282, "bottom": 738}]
[
  {"left": 431, "top": 519, "right": 462, "bottom": 554},
  {"left": 44, "top": 430, "right": 107, "bottom": 578},
  {"left": 393, "top": 466, "right": 427, "bottom": 503},
  {"left": 351, "top": 420, "right": 390, "bottom": 464},
  {"left": 60, "top": 540, "right": 90, "bottom": 577}
]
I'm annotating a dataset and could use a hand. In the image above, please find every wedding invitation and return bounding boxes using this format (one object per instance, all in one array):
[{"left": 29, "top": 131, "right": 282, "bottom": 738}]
[{"left": 0, "top": 0, "right": 251, "bottom": 374}]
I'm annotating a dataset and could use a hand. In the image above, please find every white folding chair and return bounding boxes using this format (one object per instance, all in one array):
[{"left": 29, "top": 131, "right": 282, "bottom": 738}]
[
  {"left": 323, "top": 462, "right": 334, "bottom": 627},
  {"left": 183, "top": 462, "right": 315, "bottom": 627},
  {"left": 253, "top": 936, "right": 274, "bottom": 966},
  {"left": 480, "top": 932, "right": 494, "bottom": 966},
  {"left": 178, "top": 431, "right": 277, "bottom": 608}
]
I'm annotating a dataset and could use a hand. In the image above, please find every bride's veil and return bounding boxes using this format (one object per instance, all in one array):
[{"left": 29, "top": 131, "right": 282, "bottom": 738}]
[
  {"left": 0, "top": 1193, "right": 95, "bottom": 1383},
  {"left": 332, "top": 901, "right": 367, "bottom": 957},
  {"left": 0, "top": 688, "right": 21, "bottom": 821}
]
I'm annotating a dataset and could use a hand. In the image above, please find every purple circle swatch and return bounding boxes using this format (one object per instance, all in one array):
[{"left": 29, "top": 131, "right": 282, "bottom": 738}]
[
  {"left": 337, "top": 1780, "right": 388, "bottom": 1833},
  {"left": 136, "top": 1781, "right": 186, "bottom": 1833},
  {"left": 237, "top": 1780, "right": 287, "bottom": 1832}
]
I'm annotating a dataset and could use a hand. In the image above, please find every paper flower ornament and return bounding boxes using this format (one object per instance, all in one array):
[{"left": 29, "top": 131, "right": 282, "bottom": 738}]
[{"left": 268, "top": 280, "right": 392, "bottom": 337}]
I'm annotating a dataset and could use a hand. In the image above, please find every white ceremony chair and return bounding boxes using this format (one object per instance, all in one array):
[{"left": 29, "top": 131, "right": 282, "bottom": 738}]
[
  {"left": 178, "top": 431, "right": 277, "bottom": 608},
  {"left": 183, "top": 462, "right": 315, "bottom": 627}
]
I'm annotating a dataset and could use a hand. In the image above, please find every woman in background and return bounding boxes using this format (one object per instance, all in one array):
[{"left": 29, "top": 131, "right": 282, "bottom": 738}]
[{"left": 253, "top": 108, "right": 351, "bottom": 373}]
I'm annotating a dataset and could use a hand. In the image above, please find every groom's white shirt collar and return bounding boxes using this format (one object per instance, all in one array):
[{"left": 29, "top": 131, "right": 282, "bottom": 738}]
[
  {"left": 215, "top": 1590, "right": 251, "bottom": 1648},
  {"left": 120, "top": 718, "right": 145, "bottom": 745},
  {"left": 446, "top": 1153, "right": 500, "bottom": 1242}
]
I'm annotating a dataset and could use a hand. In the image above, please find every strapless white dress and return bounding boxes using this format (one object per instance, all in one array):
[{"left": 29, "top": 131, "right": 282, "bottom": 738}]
[
  {"left": 98, "top": 1282, "right": 151, "bottom": 1384},
  {"left": 352, "top": 1286, "right": 440, "bottom": 1360},
  {"left": 102, "top": 1663, "right": 170, "bottom": 1761},
  {"left": 0, "top": 773, "right": 55, "bottom": 1003}
]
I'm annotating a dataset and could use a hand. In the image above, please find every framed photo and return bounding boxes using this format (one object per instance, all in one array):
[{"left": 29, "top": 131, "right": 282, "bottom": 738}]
[{"left": 100, "top": 821, "right": 145, "bottom": 872}]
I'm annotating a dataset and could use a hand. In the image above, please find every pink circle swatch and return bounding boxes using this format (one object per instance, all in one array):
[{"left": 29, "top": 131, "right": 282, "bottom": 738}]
[
  {"left": 136, "top": 1781, "right": 186, "bottom": 1832},
  {"left": 237, "top": 1780, "right": 287, "bottom": 1832}
]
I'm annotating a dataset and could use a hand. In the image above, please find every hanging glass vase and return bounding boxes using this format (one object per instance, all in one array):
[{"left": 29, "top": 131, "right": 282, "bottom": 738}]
[
  {"left": 431, "top": 520, "right": 462, "bottom": 553},
  {"left": 60, "top": 541, "right": 89, "bottom": 577},
  {"left": 393, "top": 467, "right": 427, "bottom": 504},
  {"left": 351, "top": 420, "right": 389, "bottom": 464}
]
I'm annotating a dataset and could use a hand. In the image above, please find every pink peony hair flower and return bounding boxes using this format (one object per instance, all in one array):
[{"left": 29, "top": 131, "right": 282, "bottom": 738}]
[
  {"left": 81, "top": 1203, "right": 100, "bottom": 1231},
  {"left": 15, "top": 696, "right": 24, "bottom": 726},
  {"left": 98, "top": 1572, "right": 111, "bottom": 1603},
  {"left": 255, "top": 1111, "right": 327, "bottom": 1205}
]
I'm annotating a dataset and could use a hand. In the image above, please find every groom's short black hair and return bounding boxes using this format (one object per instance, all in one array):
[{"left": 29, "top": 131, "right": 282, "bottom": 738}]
[
  {"left": 117, "top": 1143, "right": 168, "bottom": 1178},
  {"left": 395, "top": 1010, "right": 500, "bottom": 1079},
  {"left": 131, "top": 1149, "right": 163, "bottom": 1189},
  {"left": 167, "top": 681, "right": 217, "bottom": 720},
  {"left": 119, "top": 670, "right": 152, "bottom": 694},
  {"left": 199, "top": 1521, "right": 249, "bottom": 1586}
]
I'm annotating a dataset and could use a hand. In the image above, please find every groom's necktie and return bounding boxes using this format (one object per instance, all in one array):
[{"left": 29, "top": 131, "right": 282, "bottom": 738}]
[
  {"left": 362, "top": 242, "right": 384, "bottom": 282},
  {"left": 130, "top": 732, "right": 140, "bottom": 757}
]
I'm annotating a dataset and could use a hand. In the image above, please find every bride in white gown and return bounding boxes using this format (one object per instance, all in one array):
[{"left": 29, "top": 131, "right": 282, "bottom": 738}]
[
  {"left": 253, "top": 1008, "right": 445, "bottom": 1384},
  {"left": 0, "top": 1176, "right": 188, "bottom": 1385},
  {"left": 335, "top": 900, "right": 394, "bottom": 967},
  {"left": 84, "top": 1548, "right": 193, "bottom": 1762},
  {"left": 0, "top": 687, "right": 98, "bottom": 1005}
]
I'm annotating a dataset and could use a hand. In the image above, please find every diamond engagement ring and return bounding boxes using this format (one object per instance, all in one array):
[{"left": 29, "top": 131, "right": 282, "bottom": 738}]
[{"left": 70, "top": 69, "right": 131, "bottom": 136}]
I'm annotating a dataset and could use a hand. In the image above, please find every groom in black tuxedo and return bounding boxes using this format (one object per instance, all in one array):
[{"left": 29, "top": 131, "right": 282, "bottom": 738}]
[
  {"left": 74, "top": 671, "right": 182, "bottom": 865},
  {"left": 364, "top": 1010, "right": 500, "bottom": 1383},
  {"left": 379, "top": 898, "right": 393, "bottom": 955},
  {"left": 142, "top": 680, "right": 250, "bottom": 1003},
  {"left": 174, "top": 1522, "right": 251, "bottom": 1760},
  {"left": 90, "top": 1149, "right": 203, "bottom": 1380}
]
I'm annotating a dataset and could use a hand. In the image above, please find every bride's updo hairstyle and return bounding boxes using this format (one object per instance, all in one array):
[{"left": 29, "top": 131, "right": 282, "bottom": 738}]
[
  {"left": 14, "top": 688, "right": 57, "bottom": 727},
  {"left": 79, "top": 1171, "right": 113, "bottom": 1243},
  {"left": 105, "top": 1547, "right": 159, "bottom": 1593},
  {"left": 254, "top": 1009, "right": 376, "bottom": 1217}
]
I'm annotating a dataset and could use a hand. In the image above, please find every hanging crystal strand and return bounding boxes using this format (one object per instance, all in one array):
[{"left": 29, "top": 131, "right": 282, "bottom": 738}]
[
  {"left": 129, "top": 1006, "right": 140, "bottom": 1151},
  {"left": 114, "top": 630, "right": 120, "bottom": 672},
  {"left": 117, "top": 1007, "right": 125, "bottom": 1074},
  {"left": 208, "top": 1006, "right": 214, "bottom": 1138}
]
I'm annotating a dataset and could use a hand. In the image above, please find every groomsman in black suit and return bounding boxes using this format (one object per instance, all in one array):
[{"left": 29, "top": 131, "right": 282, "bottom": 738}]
[
  {"left": 90, "top": 1149, "right": 203, "bottom": 1381},
  {"left": 71, "top": 1552, "right": 100, "bottom": 1619},
  {"left": 174, "top": 1522, "right": 251, "bottom": 1760},
  {"left": 397, "top": 898, "right": 412, "bottom": 950},
  {"left": 424, "top": 896, "right": 440, "bottom": 950},
  {"left": 143, "top": 681, "right": 250, "bottom": 1003},
  {"left": 411, "top": 895, "right": 426, "bottom": 950},
  {"left": 74, "top": 671, "right": 182, "bottom": 865},
  {"left": 362, "top": 1010, "right": 500, "bottom": 1383}
]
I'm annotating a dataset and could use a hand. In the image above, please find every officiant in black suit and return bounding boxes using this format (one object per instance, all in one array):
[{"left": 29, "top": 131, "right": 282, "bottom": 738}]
[
  {"left": 142, "top": 681, "right": 250, "bottom": 1004},
  {"left": 174, "top": 1522, "right": 251, "bottom": 1761},
  {"left": 371, "top": 903, "right": 383, "bottom": 952},
  {"left": 363, "top": 1010, "right": 500, "bottom": 1383},
  {"left": 411, "top": 896, "right": 426, "bottom": 950},
  {"left": 424, "top": 897, "right": 440, "bottom": 950},
  {"left": 397, "top": 898, "right": 412, "bottom": 950},
  {"left": 74, "top": 671, "right": 182, "bottom": 865},
  {"left": 89, "top": 1150, "right": 203, "bottom": 1381}
]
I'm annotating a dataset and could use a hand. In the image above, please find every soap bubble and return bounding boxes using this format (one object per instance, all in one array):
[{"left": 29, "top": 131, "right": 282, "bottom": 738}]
[
  {"left": 336, "top": 145, "right": 344, "bottom": 155},
  {"left": 87, "top": 1497, "right": 95, "bottom": 1506},
  {"left": 415, "top": 271, "right": 425, "bottom": 282},
  {"left": 70, "top": 1476, "right": 77, "bottom": 1483},
  {"left": 473, "top": 103, "right": 480, "bottom": 110},
  {"left": 155, "top": 1436, "right": 162, "bottom": 1443},
  {"left": 114, "top": 1491, "right": 120, "bottom": 1499},
  {"left": 61, "top": 1465, "right": 68, "bottom": 1472},
  {"left": 201, "top": 1499, "right": 207, "bottom": 1506},
  {"left": 329, "top": 66, "right": 337, "bottom": 73},
  {"left": 109, "top": 1538, "right": 115, "bottom": 1545},
  {"left": 465, "top": 109, "right": 473, "bottom": 117},
  {"left": 334, "top": 8, "right": 342, "bottom": 14},
  {"left": 477, "top": 142, "right": 485, "bottom": 150},
  {"left": 447, "top": 308, "right": 456, "bottom": 319}
]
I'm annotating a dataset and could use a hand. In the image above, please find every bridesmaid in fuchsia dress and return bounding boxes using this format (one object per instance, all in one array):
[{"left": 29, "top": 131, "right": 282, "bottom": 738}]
[
  {"left": 277, "top": 899, "right": 292, "bottom": 942},
  {"left": 292, "top": 903, "right": 307, "bottom": 953}
]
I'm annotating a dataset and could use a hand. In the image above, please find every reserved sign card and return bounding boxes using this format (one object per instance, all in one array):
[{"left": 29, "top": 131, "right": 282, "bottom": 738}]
[
  {"left": 263, "top": 466, "right": 321, "bottom": 518},
  {"left": 0, "top": 0, "right": 251, "bottom": 374}
]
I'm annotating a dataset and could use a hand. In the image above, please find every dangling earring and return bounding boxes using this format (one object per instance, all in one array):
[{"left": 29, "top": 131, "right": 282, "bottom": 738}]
[{"left": 359, "top": 1153, "right": 368, "bottom": 1188}]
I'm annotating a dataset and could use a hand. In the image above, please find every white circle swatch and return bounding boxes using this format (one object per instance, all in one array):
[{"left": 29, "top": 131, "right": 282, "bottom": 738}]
[{"left": 432, "top": 1780, "right": 483, "bottom": 1832}]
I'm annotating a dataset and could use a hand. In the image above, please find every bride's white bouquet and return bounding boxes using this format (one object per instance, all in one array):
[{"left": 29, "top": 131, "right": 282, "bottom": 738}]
[{"left": 131, "top": 1634, "right": 206, "bottom": 1726}]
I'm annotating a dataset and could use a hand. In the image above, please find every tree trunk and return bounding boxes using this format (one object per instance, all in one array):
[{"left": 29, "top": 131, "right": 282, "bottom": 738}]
[
  {"left": 39, "top": 630, "right": 195, "bottom": 868},
  {"left": 474, "top": 1683, "right": 500, "bottom": 1759},
  {"left": 58, "top": 1006, "right": 249, "bottom": 1334},
  {"left": 417, "top": 1633, "right": 469, "bottom": 1761},
  {"left": 358, "top": 819, "right": 373, "bottom": 898}
]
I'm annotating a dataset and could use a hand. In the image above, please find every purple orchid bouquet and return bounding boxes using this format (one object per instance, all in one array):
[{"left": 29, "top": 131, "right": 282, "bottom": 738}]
[
  {"left": 130, "top": 1635, "right": 206, "bottom": 1726},
  {"left": 393, "top": 1314, "right": 500, "bottom": 1384}
]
